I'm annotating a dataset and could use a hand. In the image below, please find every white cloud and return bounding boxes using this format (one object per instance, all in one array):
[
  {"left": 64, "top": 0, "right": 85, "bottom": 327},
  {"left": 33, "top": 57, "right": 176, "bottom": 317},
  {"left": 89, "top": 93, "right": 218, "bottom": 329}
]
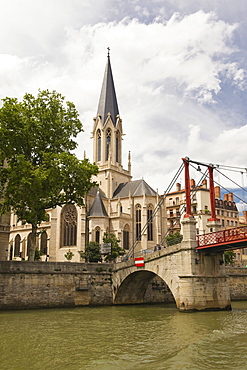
[{"left": 0, "top": 3, "right": 246, "bottom": 195}]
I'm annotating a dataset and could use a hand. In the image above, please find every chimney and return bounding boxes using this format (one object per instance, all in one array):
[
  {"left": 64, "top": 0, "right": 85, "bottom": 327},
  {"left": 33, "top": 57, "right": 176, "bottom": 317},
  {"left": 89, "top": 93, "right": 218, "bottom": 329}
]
[
  {"left": 214, "top": 186, "right": 221, "bottom": 199},
  {"left": 190, "top": 179, "right": 195, "bottom": 188},
  {"left": 176, "top": 183, "right": 181, "bottom": 191},
  {"left": 228, "top": 193, "right": 233, "bottom": 202},
  {"left": 224, "top": 194, "right": 228, "bottom": 201},
  {"left": 202, "top": 179, "right": 207, "bottom": 188}
]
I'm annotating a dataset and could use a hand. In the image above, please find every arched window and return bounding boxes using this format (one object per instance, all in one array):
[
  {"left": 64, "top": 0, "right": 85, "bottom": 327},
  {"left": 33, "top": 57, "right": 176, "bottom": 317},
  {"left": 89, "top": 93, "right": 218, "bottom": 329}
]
[
  {"left": 116, "top": 130, "right": 120, "bottom": 163},
  {"left": 61, "top": 204, "right": 77, "bottom": 247},
  {"left": 41, "top": 231, "right": 48, "bottom": 255},
  {"left": 135, "top": 204, "right": 141, "bottom": 241},
  {"left": 14, "top": 234, "right": 21, "bottom": 257},
  {"left": 95, "top": 227, "right": 100, "bottom": 244},
  {"left": 27, "top": 233, "right": 32, "bottom": 257},
  {"left": 97, "top": 129, "right": 101, "bottom": 161},
  {"left": 106, "top": 128, "right": 111, "bottom": 161},
  {"left": 123, "top": 224, "right": 130, "bottom": 250},
  {"left": 147, "top": 204, "right": 153, "bottom": 241}
]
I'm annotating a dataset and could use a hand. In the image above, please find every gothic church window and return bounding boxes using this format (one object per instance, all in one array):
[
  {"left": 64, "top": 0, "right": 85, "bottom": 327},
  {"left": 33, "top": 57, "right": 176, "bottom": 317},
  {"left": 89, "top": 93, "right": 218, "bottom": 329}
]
[
  {"left": 95, "top": 227, "right": 100, "bottom": 244},
  {"left": 135, "top": 204, "right": 141, "bottom": 240},
  {"left": 61, "top": 204, "right": 77, "bottom": 247},
  {"left": 116, "top": 130, "right": 120, "bottom": 163},
  {"left": 123, "top": 224, "right": 130, "bottom": 250},
  {"left": 147, "top": 204, "right": 153, "bottom": 241},
  {"left": 14, "top": 234, "right": 21, "bottom": 257},
  {"left": 97, "top": 129, "right": 101, "bottom": 161},
  {"left": 106, "top": 128, "right": 111, "bottom": 161},
  {"left": 41, "top": 231, "right": 48, "bottom": 255}
]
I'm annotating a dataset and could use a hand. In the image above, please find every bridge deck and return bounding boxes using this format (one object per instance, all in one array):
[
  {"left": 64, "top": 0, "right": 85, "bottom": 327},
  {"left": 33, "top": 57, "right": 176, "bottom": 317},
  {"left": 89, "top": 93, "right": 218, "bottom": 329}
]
[{"left": 196, "top": 226, "right": 247, "bottom": 252}]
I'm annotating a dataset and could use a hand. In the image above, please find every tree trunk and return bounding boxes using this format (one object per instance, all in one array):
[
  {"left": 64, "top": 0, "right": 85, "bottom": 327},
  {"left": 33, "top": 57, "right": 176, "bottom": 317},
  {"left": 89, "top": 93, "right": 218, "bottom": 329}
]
[{"left": 28, "top": 224, "right": 37, "bottom": 261}]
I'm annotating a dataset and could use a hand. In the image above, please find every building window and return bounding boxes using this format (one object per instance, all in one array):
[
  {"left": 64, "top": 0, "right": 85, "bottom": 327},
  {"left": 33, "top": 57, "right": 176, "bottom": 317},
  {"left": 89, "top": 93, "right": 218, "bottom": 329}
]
[
  {"left": 41, "top": 231, "right": 48, "bottom": 255},
  {"left": 95, "top": 227, "right": 100, "bottom": 244},
  {"left": 106, "top": 128, "right": 111, "bottom": 161},
  {"left": 169, "top": 198, "right": 173, "bottom": 206},
  {"left": 136, "top": 204, "right": 141, "bottom": 240},
  {"left": 61, "top": 204, "right": 77, "bottom": 247},
  {"left": 222, "top": 219, "right": 225, "bottom": 227},
  {"left": 14, "top": 234, "right": 21, "bottom": 257},
  {"left": 97, "top": 129, "right": 101, "bottom": 161},
  {"left": 176, "top": 197, "right": 179, "bottom": 205},
  {"left": 27, "top": 233, "right": 32, "bottom": 257},
  {"left": 123, "top": 224, "right": 129, "bottom": 250},
  {"left": 147, "top": 204, "right": 153, "bottom": 241},
  {"left": 116, "top": 130, "right": 120, "bottom": 163}
]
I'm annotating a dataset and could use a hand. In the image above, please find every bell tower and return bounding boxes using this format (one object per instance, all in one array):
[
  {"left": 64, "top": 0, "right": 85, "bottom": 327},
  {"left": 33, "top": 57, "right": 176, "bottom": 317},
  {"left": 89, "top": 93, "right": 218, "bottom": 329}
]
[{"left": 92, "top": 51, "right": 131, "bottom": 198}]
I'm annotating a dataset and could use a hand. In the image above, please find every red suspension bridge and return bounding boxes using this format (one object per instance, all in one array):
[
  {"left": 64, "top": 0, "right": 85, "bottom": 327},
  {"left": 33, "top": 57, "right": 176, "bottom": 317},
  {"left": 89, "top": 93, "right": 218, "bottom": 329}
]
[{"left": 182, "top": 157, "right": 247, "bottom": 253}]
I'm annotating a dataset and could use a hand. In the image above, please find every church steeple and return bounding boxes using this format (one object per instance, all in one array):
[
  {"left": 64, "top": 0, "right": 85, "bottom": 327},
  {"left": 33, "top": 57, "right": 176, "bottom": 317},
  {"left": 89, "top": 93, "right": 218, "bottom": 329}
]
[
  {"left": 96, "top": 50, "right": 119, "bottom": 126},
  {"left": 92, "top": 51, "right": 132, "bottom": 198}
]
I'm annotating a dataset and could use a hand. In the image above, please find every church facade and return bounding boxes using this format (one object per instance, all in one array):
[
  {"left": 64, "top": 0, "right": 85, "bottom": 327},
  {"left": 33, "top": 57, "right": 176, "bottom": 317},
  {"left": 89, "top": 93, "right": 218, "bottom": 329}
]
[{"left": 5, "top": 55, "right": 166, "bottom": 262}]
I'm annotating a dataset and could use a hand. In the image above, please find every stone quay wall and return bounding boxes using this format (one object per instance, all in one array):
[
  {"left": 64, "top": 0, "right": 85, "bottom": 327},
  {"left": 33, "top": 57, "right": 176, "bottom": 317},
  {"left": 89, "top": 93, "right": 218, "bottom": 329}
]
[
  {"left": 0, "top": 262, "right": 247, "bottom": 310},
  {"left": 0, "top": 261, "right": 114, "bottom": 310},
  {"left": 226, "top": 267, "right": 247, "bottom": 300}
]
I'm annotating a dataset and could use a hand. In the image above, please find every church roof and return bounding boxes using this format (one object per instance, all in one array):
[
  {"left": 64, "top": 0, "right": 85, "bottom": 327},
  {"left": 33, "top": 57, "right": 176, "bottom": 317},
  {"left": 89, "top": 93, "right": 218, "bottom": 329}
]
[
  {"left": 97, "top": 55, "right": 119, "bottom": 126},
  {"left": 113, "top": 179, "right": 156, "bottom": 198},
  {"left": 88, "top": 189, "right": 108, "bottom": 218}
]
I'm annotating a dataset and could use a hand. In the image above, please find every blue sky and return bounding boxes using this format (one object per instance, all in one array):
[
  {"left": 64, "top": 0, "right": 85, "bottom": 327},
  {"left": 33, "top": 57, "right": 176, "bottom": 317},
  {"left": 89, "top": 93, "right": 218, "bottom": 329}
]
[{"left": 0, "top": 0, "right": 246, "bottom": 205}]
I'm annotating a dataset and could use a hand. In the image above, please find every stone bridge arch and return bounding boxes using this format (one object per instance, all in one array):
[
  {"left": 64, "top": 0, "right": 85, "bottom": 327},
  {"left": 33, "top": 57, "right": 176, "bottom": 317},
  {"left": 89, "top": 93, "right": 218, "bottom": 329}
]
[
  {"left": 112, "top": 218, "right": 232, "bottom": 311},
  {"left": 113, "top": 269, "right": 176, "bottom": 305}
]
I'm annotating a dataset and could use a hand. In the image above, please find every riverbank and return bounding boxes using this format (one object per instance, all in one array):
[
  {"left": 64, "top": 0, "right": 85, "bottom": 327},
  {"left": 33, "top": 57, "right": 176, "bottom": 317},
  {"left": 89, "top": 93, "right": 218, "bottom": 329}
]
[{"left": 0, "top": 261, "right": 246, "bottom": 310}]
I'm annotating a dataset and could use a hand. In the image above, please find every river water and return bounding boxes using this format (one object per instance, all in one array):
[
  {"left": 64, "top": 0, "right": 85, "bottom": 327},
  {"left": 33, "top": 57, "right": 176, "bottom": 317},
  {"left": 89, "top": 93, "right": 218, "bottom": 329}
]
[{"left": 1, "top": 301, "right": 247, "bottom": 370}]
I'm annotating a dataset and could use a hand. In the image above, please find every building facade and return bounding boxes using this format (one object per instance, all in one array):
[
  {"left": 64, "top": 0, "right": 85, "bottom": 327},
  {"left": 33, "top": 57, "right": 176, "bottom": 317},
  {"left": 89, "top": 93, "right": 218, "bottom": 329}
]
[{"left": 4, "top": 55, "right": 166, "bottom": 262}]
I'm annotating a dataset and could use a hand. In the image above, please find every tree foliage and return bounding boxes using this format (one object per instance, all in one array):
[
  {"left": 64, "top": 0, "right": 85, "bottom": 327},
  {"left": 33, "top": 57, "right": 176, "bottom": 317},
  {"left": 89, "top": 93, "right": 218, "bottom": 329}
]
[
  {"left": 103, "top": 233, "right": 125, "bottom": 262},
  {"left": 165, "top": 231, "right": 183, "bottom": 246},
  {"left": 79, "top": 241, "right": 102, "bottom": 263},
  {"left": 0, "top": 90, "right": 98, "bottom": 261},
  {"left": 224, "top": 250, "right": 236, "bottom": 265}
]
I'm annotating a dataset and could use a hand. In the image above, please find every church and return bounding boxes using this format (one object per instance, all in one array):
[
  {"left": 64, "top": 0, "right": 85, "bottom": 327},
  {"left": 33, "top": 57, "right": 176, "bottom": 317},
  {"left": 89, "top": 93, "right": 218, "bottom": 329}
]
[{"left": 4, "top": 54, "right": 166, "bottom": 262}]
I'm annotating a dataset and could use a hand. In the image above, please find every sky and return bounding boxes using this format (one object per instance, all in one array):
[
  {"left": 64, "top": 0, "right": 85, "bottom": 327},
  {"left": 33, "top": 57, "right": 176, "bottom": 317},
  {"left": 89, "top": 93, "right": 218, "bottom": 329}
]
[{"left": 0, "top": 0, "right": 247, "bottom": 207}]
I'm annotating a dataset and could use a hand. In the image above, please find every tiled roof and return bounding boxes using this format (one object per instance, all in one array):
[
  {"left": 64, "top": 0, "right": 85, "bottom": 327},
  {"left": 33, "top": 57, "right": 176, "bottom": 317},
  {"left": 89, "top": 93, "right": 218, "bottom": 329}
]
[{"left": 113, "top": 179, "right": 156, "bottom": 198}]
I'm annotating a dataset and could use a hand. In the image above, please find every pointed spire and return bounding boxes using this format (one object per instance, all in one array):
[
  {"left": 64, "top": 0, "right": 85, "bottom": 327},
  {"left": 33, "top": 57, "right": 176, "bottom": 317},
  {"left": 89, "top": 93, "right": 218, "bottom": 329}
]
[
  {"left": 97, "top": 50, "right": 119, "bottom": 126},
  {"left": 88, "top": 189, "right": 108, "bottom": 217}
]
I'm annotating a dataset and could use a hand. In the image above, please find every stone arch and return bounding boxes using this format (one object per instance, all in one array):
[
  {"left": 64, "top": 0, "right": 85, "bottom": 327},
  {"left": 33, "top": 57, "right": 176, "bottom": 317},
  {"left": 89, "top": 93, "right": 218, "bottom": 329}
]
[{"left": 113, "top": 270, "right": 175, "bottom": 305}]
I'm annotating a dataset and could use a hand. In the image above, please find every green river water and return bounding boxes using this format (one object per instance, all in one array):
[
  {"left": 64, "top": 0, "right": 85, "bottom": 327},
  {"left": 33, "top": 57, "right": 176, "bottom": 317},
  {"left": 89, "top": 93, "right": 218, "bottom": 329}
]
[{"left": 1, "top": 301, "right": 247, "bottom": 370}]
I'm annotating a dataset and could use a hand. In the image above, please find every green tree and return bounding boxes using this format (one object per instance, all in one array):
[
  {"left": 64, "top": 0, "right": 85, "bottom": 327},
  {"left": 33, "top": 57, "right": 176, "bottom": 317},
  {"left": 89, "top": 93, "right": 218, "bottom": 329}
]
[
  {"left": 103, "top": 233, "right": 125, "bottom": 262},
  {"left": 165, "top": 231, "right": 183, "bottom": 246},
  {"left": 79, "top": 241, "right": 102, "bottom": 263},
  {"left": 0, "top": 90, "right": 98, "bottom": 261},
  {"left": 224, "top": 250, "right": 236, "bottom": 265}
]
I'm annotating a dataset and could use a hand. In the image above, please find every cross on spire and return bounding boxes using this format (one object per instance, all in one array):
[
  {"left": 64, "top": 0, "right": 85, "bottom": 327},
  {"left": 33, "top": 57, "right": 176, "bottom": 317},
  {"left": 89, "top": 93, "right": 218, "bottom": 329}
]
[{"left": 107, "top": 47, "right": 110, "bottom": 57}]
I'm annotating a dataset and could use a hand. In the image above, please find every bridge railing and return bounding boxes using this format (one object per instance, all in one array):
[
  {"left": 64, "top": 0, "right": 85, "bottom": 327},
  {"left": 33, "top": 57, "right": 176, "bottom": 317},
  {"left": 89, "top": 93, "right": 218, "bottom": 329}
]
[{"left": 197, "top": 226, "right": 247, "bottom": 247}]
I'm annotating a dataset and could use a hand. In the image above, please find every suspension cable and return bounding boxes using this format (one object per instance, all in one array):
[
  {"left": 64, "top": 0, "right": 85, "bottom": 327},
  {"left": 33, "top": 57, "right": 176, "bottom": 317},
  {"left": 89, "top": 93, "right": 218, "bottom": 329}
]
[{"left": 125, "top": 163, "right": 184, "bottom": 259}]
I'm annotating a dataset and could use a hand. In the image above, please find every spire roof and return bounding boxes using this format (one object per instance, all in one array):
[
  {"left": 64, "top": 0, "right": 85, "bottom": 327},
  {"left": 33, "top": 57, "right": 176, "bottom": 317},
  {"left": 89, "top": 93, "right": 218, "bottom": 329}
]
[
  {"left": 88, "top": 189, "right": 108, "bottom": 218},
  {"left": 97, "top": 54, "right": 119, "bottom": 126}
]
